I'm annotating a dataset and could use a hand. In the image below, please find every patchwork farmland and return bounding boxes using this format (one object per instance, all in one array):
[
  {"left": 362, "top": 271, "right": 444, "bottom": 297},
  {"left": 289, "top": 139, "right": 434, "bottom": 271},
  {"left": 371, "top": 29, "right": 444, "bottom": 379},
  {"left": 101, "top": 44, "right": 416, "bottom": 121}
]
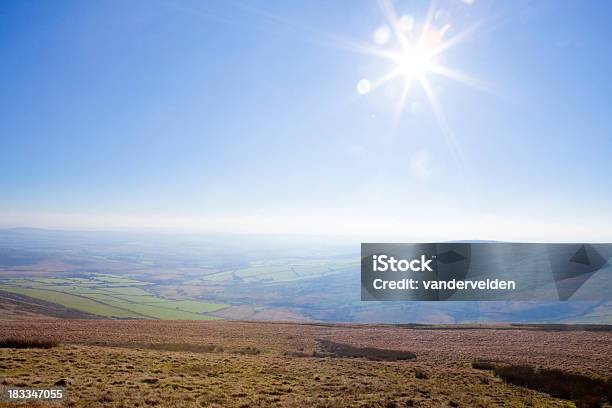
[{"left": 0, "top": 274, "right": 226, "bottom": 319}]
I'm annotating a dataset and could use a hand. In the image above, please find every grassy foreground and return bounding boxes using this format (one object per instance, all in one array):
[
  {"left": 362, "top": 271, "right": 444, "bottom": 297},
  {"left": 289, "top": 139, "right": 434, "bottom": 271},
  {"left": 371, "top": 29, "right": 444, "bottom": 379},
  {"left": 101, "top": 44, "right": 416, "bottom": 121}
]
[{"left": 1, "top": 320, "right": 610, "bottom": 407}]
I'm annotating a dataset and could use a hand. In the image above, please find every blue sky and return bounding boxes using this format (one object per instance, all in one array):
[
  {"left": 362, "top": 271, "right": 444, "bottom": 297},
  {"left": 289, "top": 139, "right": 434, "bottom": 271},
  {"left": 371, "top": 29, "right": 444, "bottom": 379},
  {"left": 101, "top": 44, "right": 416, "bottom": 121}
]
[{"left": 1, "top": 0, "right": 612, "bottom": 240}]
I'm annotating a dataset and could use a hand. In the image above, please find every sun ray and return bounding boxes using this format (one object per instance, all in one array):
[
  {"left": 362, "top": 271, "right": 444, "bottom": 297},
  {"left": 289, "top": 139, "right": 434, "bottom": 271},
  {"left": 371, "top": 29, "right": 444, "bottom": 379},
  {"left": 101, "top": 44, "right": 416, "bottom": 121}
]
[
  {"left": 347, "top": 43, "right": 403, "bottom": 62},
  {"left": 378, "top": 0, "right": 410, "bottom": 52},
  {"left": 370, "top": 68, "right": 404, "bottom": 91},
  {"left": 419, "top": 75, "right": 464, "bottom": 166},
  {"left": 395, "top": 78, "right": 413, "bottom": 123},
  {"left": 418, "top": 1, "right": 438, "bottom": 50},
  {"left": 179, "top": 0, "right": 487, "bottom": 156},
  {"left": 346, "top": 0, "right": 492, "bottom": 169},
  {"left": 429, "top": 21, "right": 483, "bottom": 58},
  {"left": 428, "top": 63, "right": 491, "bottom": 92},
  {"left": 221, "top": 0, "right": 487, "bottom": 164}
]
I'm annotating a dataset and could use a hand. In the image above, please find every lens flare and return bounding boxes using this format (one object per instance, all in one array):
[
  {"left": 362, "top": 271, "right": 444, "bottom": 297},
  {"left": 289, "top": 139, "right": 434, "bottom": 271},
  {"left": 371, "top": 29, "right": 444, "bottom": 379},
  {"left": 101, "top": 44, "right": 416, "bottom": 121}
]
[
  {"left": 353, "top": 0, "right": 487, "bottom": 165},
  {"left": 356, "top": 79, "right": 372, "bottom": 95}
]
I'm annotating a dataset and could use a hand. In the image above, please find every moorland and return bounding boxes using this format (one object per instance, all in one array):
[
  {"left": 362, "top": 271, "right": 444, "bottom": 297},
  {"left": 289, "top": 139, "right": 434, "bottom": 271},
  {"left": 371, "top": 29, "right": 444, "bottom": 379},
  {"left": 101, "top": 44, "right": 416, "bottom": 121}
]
[{"left": 1, "top": 320, "right": 611, "bottom": 407}]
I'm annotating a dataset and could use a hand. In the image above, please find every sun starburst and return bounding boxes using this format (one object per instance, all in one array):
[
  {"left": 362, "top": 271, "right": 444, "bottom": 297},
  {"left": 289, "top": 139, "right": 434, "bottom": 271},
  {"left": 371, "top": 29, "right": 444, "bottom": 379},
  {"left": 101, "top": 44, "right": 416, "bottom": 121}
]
[{"left": 355, "top": 0, "right": 486, "bottom": 164}]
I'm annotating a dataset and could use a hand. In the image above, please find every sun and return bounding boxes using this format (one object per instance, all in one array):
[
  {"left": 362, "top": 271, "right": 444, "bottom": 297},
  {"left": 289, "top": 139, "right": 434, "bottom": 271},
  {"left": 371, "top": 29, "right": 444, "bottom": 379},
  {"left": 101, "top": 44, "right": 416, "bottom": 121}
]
[
  {"left": 393, "top": 46, "right": 432, "bottom": 81},
  {"left": 352, "top": 0, "right": 485, "bottom": 163},
  {"left": 357, "top": 15, "right": 456, "bottom": 114}
]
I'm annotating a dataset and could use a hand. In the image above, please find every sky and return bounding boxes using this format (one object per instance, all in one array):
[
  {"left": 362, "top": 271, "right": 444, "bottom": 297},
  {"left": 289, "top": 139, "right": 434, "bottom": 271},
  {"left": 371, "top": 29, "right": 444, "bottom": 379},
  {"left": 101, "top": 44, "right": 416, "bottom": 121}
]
[{"left": 1, "top": 0, "right": 612, "bottom": 241}]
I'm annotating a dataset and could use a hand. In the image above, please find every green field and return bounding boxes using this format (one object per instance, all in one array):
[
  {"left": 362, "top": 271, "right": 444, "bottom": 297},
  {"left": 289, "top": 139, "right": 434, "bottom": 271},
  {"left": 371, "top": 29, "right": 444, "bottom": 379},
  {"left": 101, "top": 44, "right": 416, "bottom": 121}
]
[
  {"left": 203, "top": 258, "right": 357, "bottom": 283},
  {"left": 0, "top": 274, "right": 226, "bottom": 320},
  {"left": 0, "top": 287, "right": 143, "bottom": 318}
]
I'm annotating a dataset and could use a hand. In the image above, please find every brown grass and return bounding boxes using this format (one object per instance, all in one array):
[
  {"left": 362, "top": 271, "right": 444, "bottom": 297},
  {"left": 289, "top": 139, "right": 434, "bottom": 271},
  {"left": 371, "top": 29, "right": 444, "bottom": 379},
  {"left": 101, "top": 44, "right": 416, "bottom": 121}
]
[
  {"left": 0, "top": 337, "right": 58, "bottom": 349},
  {"left": 414, "top": 368, "right": 429, "bottom": 379},
  {"left": 0, "top": 320, "right": 610, "bottom": 407},
  {"left": 1, "top": 320, "right": 609, "bottom": 376},
  {"left": 0, "top": 344, "right": 574, "bottom": 408},
  {"left": 231, "top": 346, "right": 260, "bottom": 355},
  {"left": 472, "top": 360, "right": 496, "bottom": 371},
  {"left": 317, "top": 339, "right": 416, "bottom": 361},
  {"left": 494, "top": 365, "right": 611, "bottom": 408},
  {"left": 136, "top": 343, "right": 223, "bottom": 353}
]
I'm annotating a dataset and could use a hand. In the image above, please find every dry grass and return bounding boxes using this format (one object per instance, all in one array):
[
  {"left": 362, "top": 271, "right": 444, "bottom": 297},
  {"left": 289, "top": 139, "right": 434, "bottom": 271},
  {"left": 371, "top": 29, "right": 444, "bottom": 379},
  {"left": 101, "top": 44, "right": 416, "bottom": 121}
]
[
  {"left": 494, "top": 365, "right": 611, "bottom": 408},
  {"left": 2, "top": 319, "right": 610, "bottom": 377},
  {"left": 0, "top": 320, "right": 610, "bottom": 407},
  {"left": 0, "top": 344, "right": 576, "bottom": 408},
  {"left": 0, "top": 337, "right": 58, "bottom": 349},
  {"left": 472, "top": 361, "right": 496, "bottom": 371},
  {"left": 316, "top": 339, "right": 416, "bottom": 361}
]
